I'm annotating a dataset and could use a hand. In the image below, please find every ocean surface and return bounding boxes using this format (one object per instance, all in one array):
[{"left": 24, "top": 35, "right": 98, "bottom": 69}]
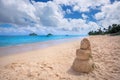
[{"left": 0, "top": 35, "right": 86, "bottom": 47}]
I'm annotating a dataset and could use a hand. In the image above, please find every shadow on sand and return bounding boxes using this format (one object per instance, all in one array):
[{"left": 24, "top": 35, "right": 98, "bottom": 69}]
[{"left": 67, "top": 66, "right": 86, "bottom": 76}]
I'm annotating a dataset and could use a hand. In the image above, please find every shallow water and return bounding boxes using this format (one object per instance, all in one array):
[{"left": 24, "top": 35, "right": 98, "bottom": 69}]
[
  {"left": 0, "top": 35, "right": 86, "bottom": 56},
  {"left": 0, "top": 35, "right": 86, "bottom": 47}
]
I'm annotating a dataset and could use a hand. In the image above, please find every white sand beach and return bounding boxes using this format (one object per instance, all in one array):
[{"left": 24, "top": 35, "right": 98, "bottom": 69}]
[{"left": 0, "top": 35, "right": 120, "bottom": 80}]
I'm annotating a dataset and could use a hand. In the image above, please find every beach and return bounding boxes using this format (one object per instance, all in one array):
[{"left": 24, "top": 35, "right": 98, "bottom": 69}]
[{"left": 0, "top": 35, "right": 120, "bottom": 80}]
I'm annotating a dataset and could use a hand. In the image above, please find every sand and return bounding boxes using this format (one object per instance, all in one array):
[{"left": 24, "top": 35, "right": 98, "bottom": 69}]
[{"left": 0, "top": 35, "right": 120, "bottom": 80}]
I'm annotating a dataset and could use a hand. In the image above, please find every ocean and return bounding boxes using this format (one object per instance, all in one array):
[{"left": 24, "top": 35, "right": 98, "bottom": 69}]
[{"left": 0, "top": 35, "right": 86, "bottom": 47}]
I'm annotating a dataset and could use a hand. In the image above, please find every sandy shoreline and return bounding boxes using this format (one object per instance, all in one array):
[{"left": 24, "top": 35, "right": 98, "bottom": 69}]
[
  {"left": 0, "top": 37, "right": 83, "bottom": 57},
  {"left": 0, "top": 35, "right": 120, "bottom": 80}
]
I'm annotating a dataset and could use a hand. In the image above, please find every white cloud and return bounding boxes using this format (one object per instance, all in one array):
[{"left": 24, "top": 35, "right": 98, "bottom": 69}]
[
  {"left": 56, "top": 18, "right": 99, "bottom": 34},
  {"left": 95, "top": 12, "right": 105, "bottom": 20},
  {"left": 0, "top": 0, "right": 37, "bottom": 25},
  {"left": 0, "top": 0, "right": 119, "bottom": 35},
  {"left": 88, "top": 22, "right": 99, "bottom": 31},
  {"left": 34, "top": 1, "right": 63, "bottom": 27},
  {"left": 66, "top": 9, "right": 72, "bottom": 14},
  {"left": 95, "top": 1, "right": 120, "bottom": 28},
  {"left": 73, "top": 5, "right": 79, "bottom": 11},
  {"left": 82, "top": 14, "right": 88, "bottom": 19},
  {"left": 54, "top": 0, "right": 110, "bottom": 12}
]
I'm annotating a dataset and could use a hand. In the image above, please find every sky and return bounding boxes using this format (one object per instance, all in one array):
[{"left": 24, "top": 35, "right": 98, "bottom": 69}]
[{"left": 0, "top": 0, "right": 120, "bottom": 35}]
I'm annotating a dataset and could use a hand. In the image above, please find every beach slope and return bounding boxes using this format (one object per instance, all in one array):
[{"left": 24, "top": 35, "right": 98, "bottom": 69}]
[{"left": 0, "top": 35, "right": 120, "bottom": 80}]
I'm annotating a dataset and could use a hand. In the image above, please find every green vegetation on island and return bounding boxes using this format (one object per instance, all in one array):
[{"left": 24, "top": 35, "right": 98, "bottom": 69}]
[
  {"left": 88, "top": 24, "right": 120, "bottom": 35},
  {"left": 29, "top": 33, "right": 37, "bottom": 36},
  {"left": 46, "top": 33, "right": 53, "bottom": 37}
]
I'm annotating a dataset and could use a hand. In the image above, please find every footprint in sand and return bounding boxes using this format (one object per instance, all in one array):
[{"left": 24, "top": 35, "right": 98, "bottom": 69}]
[{"left": 5, "top": 62, "right": 25, "bottom": 70}]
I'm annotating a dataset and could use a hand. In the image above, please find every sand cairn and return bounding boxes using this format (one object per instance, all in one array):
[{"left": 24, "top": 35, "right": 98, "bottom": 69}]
[{"left": 72, "top": 38, "right": 94, "bottom": 73}]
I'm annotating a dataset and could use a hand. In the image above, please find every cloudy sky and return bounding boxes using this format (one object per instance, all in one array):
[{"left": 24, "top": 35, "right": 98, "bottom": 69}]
[{"left": 0, "top": 0, "right": 120, "bottom": 35}]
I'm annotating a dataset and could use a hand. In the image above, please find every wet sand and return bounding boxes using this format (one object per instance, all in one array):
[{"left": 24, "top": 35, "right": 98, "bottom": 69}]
[
  {"left": 0, "top": 37, "right": 83, "bottom": 57},
  {"left": 0, "top": 35, "right": 120, "bottom": 80}
]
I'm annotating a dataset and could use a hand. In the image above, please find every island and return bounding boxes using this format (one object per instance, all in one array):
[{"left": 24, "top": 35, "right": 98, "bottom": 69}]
[
  {"left": 65, "top": 35, "right": 69, "bottom": 36},
  {"left": 46, "top": 33, "right": 53, "bottom": 37},
  {"left": 29, "top": 33, "right": 37, "bottom": 36}
]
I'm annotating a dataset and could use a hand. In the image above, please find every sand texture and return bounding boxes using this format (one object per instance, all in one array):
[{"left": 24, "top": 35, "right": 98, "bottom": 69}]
[{"left": 0, "top": 35, "right": 120, "bottom": 80}]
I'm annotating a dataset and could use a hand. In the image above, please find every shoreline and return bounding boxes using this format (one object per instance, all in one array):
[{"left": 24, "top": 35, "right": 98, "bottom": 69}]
[
  {"left": 0, "top": 35, "right": 86, "bottom": 48},
  {"left": 0, "top": 36, "right": 84, "bottom": 57}
]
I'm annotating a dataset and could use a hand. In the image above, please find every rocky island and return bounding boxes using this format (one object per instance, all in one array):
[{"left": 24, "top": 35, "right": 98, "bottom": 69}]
[{"left": 29, "top": 33, "right": 37, "bottom": 36}]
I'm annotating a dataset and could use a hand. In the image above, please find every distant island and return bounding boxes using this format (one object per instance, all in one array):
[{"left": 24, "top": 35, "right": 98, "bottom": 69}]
[
  {"left": 46, "top": 33, "right": 53, "bottom": 37},
  {"left": 29, "top": 33, "right": 37, "bottom": 36},
  {"left": 65, "top": 35, "right": 69, "bottom": 36}
]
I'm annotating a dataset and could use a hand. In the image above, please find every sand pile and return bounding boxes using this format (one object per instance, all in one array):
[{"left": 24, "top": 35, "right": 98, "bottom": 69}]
[{"left": 72, "top": 38, "right": 94, "bottom": 73}]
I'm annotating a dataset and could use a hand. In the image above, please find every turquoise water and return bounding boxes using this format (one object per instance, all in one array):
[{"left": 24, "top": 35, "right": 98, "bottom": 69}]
[{"left": 0, "top": 35, "right": 86, "bottom": 47}]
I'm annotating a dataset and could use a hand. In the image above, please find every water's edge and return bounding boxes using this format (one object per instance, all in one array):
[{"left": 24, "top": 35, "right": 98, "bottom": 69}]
[
  {"left": 0, "top": 37, "right": 85, "bottom": 57},
  {"left": 0, "top": 35, "right": 86, "bottom": 47}
]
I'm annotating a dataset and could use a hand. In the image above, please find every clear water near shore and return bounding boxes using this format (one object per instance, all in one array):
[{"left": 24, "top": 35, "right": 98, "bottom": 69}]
[{"left": 0, "top": 35, "right": 86, "bottom": 47}]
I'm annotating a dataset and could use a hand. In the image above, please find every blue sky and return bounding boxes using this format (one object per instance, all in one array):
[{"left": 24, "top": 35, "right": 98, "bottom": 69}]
[{"left": 0, "top": 0, "right": 120, "bottom": 35}]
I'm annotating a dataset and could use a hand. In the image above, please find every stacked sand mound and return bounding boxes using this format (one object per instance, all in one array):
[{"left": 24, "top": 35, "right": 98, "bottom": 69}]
[{"left": 72, "top": 38, "right": 94, "bottom": 73}]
